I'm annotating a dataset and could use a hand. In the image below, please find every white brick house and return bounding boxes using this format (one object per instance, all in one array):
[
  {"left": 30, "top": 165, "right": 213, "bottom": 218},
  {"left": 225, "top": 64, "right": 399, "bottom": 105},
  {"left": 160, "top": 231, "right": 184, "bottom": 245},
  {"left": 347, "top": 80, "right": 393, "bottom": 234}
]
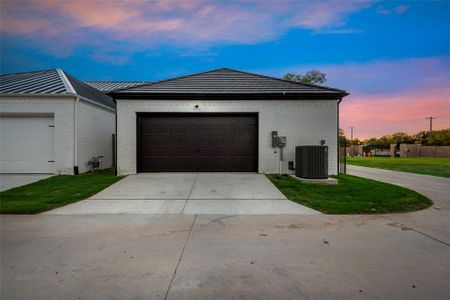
[
  {"left": 112, "top": 68, "right": 348, "bottom": 176},
  {"left": 0, "top": 70, "right": 115, "bottom": 174}
]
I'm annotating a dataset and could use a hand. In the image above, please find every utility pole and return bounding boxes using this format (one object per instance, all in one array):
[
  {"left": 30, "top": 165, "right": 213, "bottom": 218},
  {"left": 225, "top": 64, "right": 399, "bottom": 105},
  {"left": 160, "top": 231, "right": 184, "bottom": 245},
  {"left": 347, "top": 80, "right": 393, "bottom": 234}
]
[
  {"left": 425, "top": 116, "right": 436, "bottom": 135},
  {"left": 349, "top": 126, "right": 354, "bottom": 141}
]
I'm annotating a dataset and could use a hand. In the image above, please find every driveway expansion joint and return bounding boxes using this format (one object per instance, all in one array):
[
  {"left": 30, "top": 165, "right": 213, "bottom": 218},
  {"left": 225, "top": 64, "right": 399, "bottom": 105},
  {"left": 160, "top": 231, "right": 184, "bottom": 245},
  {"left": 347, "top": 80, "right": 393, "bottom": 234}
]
[
  {"left": 181, "top": 173, "right": 199, "bottom": 214},
  {"left": 164, "top": 214, "right": 197, "bottom": 300},
  {"left": 386, "top": 219, "right": 450, "bottom": 248}
]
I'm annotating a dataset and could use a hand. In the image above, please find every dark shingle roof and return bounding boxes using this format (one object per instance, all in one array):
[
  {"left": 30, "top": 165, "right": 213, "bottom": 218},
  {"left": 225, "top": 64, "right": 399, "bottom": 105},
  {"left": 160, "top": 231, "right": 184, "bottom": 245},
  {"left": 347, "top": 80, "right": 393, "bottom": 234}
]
[
  {"left": 113, "top": 68, "right": 348, "bottom": 99},
  {"left": 0, "top": 69, "right": 115, "bottom": 108},
  {"left": 85, "top": 81, "right": 149, "bottom": 92},
  {"left": 63, "top": 72, "right": 115, "bottom": 108}
]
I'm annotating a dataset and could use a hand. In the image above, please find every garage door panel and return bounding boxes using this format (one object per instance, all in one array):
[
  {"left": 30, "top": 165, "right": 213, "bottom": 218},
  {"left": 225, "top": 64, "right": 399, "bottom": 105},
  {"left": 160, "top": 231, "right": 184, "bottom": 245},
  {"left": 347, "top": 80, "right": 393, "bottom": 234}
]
[
  {"left": 141, "top": 158, "right": 256, "bottom": 172},
  {"left": 1, "top": 149, "right": 52, "bottom": 161},
  {"left": 141, "top": 158, "right": 197, "bottom": 172},
  {"left": 141, "top": 136, "right": 171, "bottom": 145},
  {"left": 137, "top": 113, "right": 257, "bottom": 172},
  {"left": 0, "top": 116, "right": 55, "bottom": 173},
  {"left": 171, "top": 145, "right": 197, "bottom": 157}
]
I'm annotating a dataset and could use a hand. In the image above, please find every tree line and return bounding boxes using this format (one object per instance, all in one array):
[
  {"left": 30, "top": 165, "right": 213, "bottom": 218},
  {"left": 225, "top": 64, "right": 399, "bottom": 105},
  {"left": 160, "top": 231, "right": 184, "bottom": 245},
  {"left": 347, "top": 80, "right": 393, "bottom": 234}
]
[{"left": 339, "top": 128, "right": 450, "bottom": 146}]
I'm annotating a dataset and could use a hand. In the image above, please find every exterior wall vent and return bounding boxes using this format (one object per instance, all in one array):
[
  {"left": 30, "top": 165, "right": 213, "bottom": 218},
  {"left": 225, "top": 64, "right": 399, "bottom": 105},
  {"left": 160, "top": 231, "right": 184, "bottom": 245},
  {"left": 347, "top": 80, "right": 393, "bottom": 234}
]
[{"left": 295, "top": 146, "right": 328, "bottom": 179}]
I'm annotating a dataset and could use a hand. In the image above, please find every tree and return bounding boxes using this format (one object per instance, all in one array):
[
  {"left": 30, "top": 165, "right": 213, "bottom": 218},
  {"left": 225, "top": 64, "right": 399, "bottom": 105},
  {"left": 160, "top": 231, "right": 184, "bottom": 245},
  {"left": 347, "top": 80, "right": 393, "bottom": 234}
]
[
  {"left": 389, "top": 132, "right": 414, "bottom": 144},
  {"left": 284, "top": 69, "right": 327, "bottom": 85},
  {"left": 411, "top": 128, "right": 450, "bottom": 145},
  {"left": 426, "top": 128, "right": 450, "bottom": 146},
  {"left": 339, "top": 128, "right": 346, "bottom": 139},
  {"left": 363, "top": 132, "right": 413, "bottom": 147},
  {"left": 338, "top": 128, "right": 348, "bottom": 145},
  {"left": 364, "top": 137, "right": 379, "bottom": 146},
  {"left": 348, "top": 138, "right": 362, "bottom": 145},
  {"left": 412, "top": 131, "right": 430, "bottom": 144},
  {"left": 338, "top": 128, "right": 363, "bottom": 146}
]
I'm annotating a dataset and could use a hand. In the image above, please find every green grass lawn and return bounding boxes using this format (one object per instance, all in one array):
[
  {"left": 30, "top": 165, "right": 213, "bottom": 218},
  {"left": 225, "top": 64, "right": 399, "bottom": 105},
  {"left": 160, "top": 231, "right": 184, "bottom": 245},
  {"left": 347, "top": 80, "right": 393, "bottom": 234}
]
[
  {"left": 267, "top": 174, "right": 432, "bottom": 214},
  {"left": 0, "top": 169, "right": 123, "bottom": 214},
  {"left": 346, "top": 157, "right": 450, "bottom": 178}
]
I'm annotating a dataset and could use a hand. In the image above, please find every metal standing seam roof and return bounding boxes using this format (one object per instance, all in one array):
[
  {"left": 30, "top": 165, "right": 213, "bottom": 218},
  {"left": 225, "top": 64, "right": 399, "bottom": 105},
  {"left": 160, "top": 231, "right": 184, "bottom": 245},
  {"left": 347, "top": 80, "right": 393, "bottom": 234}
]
[
  {"left": 113, "top": 68, "right": 348, "bottom": 97},
  {"left": 0, "top": 69, "right": 115, "bottom": 108},
  {"left": 85, "top": 81, "right": 149, "bottom": 92}
]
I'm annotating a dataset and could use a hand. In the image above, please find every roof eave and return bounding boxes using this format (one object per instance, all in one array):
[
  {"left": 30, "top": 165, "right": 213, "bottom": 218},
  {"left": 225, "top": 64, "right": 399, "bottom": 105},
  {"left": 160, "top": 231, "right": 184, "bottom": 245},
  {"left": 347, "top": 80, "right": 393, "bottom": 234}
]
[{"left": 112, "top": 92, "right": 348, "bottom": 100}]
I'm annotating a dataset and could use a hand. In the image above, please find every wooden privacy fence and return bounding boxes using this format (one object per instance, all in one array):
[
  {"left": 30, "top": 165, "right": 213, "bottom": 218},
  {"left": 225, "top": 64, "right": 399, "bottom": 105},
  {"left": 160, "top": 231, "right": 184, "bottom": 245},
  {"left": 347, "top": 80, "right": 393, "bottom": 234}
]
[
  {"left": 344, "top": 144, "right": 450, "bottom": 158},
  {"left": 398, "top": 144, "right": 450, "bottom": 158}
]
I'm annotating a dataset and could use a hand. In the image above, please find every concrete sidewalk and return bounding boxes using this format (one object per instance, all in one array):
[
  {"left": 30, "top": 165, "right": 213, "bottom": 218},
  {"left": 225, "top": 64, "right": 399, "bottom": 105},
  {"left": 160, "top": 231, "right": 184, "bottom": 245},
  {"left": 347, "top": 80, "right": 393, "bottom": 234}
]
[
  {"left": 347, "top": 165, "right": 450, "bottom": 245},
  {"left": 45, "top": 173, "right": 320, "bottom": 215},
  {"left": 347, "top": 165, "right": 450, "bottom": 208}
]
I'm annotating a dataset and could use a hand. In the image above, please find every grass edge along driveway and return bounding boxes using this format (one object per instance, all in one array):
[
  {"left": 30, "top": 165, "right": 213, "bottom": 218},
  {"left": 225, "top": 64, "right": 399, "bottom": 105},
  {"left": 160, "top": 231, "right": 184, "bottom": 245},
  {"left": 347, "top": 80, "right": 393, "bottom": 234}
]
[
  {"left": 346, "top": 157, "right": 450, "bottom": 178},
  {"left": 0, "top": 169, "right": 123, "bottom": 214},
  {"left": 267, "top": 174, "right": 432, "bottom": 214}
]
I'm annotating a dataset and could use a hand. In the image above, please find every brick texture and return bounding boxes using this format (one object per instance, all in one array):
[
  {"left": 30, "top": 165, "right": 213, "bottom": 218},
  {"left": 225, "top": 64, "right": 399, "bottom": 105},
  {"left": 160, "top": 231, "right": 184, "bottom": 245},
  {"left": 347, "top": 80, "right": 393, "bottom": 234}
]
[
  {"left": 0, "top": 96, "right": 75, "bottom": 174},
  {"left": 1, "top": 96, "right": 116, "bottom": 174},
  {"left": 76, "top": 100, "right": 115, "bottom": 172},
  {"left": 117, "top": 99, "right": 338, "bottom": 175}
]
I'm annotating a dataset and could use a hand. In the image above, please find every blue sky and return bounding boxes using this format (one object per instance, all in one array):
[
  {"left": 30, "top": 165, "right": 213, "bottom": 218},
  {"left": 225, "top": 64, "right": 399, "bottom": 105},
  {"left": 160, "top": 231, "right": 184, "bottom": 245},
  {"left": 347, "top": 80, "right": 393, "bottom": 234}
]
[{"left": 1, "top": 0, "right": 449, "bottom": 137}]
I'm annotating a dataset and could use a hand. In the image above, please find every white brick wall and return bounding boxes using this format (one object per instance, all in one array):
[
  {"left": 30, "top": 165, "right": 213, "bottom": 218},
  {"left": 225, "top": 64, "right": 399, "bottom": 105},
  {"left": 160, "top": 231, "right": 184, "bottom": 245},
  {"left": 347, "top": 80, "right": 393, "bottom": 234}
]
[
  {"left": 0, "top": 96, "right": 75, "bottom": 174},
  {"left": 76, "top": 100, "right": 115, "bottom": 173},
  {"left": 117, "top": 99, "right": 338, "bottom": 175},
  {"left": 1, "top": 96, "right": 116, "bottom": 175}
]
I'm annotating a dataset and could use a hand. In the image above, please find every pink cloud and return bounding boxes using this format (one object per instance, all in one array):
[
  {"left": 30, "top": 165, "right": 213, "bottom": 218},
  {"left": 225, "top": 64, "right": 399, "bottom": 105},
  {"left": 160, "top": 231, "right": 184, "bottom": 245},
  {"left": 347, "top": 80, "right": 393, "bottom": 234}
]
[
  {"left": 395, "top": 5, "right": 409, "bottom": 14},
  {"left": 289, "top": 1, "right": 371, "bottom": 30},
  {"left": 0, "top": 0, "right": 372, "bottom": 58},
  {"left": 340, "top": 88, "right": 450, "bottom": 139},
  {"left": 376, "top": 4, "right": 410, "bottom": 15}
]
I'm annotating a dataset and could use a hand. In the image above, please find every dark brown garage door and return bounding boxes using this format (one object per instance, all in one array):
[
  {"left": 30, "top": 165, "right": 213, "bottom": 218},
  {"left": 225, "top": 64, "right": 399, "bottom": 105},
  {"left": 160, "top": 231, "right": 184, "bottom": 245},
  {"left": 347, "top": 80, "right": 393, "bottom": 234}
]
[{"left": 137, "top": 113, "right": 258, "bottom": 172}]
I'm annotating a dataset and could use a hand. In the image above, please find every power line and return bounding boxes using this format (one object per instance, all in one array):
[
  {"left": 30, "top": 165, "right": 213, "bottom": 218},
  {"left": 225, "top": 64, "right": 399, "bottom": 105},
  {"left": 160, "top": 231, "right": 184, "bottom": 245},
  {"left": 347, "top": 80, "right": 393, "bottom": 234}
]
[
  {"left": 425, "top": 116, "right": 436, "bottom": 134},
  {"left": 349, "top": 126, "right": 354, "bottom": 141}
]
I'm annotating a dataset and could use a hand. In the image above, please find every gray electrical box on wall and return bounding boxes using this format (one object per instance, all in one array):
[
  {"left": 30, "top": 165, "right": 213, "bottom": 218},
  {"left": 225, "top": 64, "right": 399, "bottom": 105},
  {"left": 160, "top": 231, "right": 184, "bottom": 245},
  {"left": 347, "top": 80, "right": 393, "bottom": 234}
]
[
  {"left": 278, "top": 136, "right": 286, "bottom": 147},
  {"left": 271, "top": 131, "right": 278, "bottom": 147}
]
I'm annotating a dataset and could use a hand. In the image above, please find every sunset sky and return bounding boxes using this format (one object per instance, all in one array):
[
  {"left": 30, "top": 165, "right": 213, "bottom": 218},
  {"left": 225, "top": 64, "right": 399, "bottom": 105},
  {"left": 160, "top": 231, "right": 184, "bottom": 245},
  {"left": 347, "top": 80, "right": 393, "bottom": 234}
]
[{"left": 1, "top": 0, "right": 449, "bottom": 139}]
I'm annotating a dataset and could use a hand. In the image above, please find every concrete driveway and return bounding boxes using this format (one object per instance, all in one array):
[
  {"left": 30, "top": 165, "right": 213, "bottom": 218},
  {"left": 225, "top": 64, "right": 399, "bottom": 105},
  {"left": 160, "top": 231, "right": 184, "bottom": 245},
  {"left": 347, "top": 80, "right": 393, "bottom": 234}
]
[
  {"left": 0, "top": 174, "right": 53, "bottom": 192},
  {"left": 45, "top": 173, "right": 320, "bottom": 215},
  {"left": 2, "top": 168, "right": 450, "bottom": 299}
]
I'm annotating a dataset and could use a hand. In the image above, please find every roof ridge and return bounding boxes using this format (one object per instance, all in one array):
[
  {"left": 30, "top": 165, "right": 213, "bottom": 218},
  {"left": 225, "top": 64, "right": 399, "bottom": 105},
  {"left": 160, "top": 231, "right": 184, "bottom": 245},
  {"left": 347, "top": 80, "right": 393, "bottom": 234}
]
[
  {"left": 57, "top": 69, "right": 76, "bottom": 94},
  {"left": 112, "top": 68, "right": 231, "bottom": 93}
]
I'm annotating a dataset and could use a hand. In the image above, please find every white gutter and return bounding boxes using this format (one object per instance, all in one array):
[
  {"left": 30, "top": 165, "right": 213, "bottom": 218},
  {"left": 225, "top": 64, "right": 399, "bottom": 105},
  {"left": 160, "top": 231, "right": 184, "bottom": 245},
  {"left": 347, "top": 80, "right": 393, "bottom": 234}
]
[
  {"left": 58, "top": 69, "right": 80, "bottom": 174},
  {"left": 0, "top": 93, "right": 76, "bottom": 98},
  {"left": 337, "top": 98, "right": 342, "bottom": 174},
  {"left": 78, "top": 96, "right": 115, "bottom": 112},
  {"left": 0, "top": 92, "right": 115, "bottom": 112}
]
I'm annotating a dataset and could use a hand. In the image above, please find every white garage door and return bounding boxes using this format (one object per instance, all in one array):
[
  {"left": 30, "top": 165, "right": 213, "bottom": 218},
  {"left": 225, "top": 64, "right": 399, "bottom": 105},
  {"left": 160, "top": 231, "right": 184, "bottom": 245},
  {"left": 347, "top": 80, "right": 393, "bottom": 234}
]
[{"left": 0, "top": 115, "right": 55, "bottom": 173}]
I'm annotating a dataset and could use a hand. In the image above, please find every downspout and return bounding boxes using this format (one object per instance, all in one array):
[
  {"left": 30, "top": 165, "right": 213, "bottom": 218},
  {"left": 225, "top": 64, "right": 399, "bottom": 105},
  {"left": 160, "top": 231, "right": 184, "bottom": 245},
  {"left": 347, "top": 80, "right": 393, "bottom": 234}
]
[
  {"left": 114, "top": 97, "right": 118, "bottom": 176},
  {"left": 337, "top": 98, "right": 343, "bottom": 174},
  {"left": 73, "top": 96, "right": 80, "bottom": 175},
  {"left": 57, "top": 69, "right": 79, "bottom": 175}
]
